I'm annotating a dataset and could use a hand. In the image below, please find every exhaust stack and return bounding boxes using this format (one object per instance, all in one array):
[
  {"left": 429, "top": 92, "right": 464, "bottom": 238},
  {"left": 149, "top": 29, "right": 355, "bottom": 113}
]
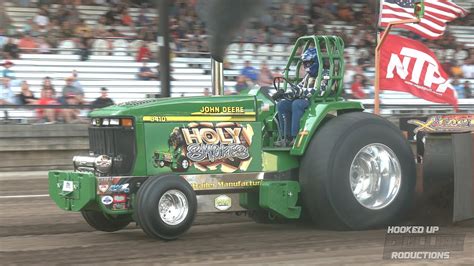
[{"left": 211, "top": 58, "right": 224, "bottom": 96}]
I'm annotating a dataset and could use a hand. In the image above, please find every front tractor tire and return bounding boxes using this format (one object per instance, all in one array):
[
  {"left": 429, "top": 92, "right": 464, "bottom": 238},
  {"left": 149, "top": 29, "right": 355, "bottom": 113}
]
[
  {"left": 81, "top": 210, "right": 132, "bottom": 232},
  {"left": 300, "top": 112, "right": 416, "bottom": 230},
  {"left": 136, "top": 175, "right": 197, "bottom": 240}
]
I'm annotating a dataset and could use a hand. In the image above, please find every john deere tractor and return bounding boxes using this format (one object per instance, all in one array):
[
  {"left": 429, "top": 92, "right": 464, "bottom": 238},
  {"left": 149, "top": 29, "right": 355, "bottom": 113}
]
[{"left": 49, "top": 36, "right": 416, "bottom": 240}]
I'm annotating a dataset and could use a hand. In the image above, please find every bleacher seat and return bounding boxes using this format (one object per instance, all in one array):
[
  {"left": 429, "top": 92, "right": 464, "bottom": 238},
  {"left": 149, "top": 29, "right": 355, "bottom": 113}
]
[
  {"left": 256, "top": 44, "right": 270, "bottom": 61},
  {"left": 92, "top": 39, "right": 109, "bottom": 56},
  {"left": 241, "top": 43, "right": 255, "bottom": 61},
  {"left": 272, "top": 44, "right": 286, "bottom": 61},
  {"left": 226, "top": 43, "right": 241, "bottom": 61},
  {"left": 112, "top": 39, "right": 129, "bottom": 56},
  {"left": 129, "top": 40, "right": 143, "bottom": 57},
  {"left": 58, "top": 40, "right": 76, "bottom": 55}
]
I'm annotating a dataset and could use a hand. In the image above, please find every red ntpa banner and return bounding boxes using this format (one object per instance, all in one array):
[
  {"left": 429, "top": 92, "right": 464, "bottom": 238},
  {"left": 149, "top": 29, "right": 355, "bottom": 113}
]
[{"left": 380, "top": 34, "right": 457, "bottom": 107}]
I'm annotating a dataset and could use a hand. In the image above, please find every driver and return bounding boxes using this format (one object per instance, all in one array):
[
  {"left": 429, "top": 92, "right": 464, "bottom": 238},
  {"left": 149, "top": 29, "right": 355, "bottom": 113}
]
[{"left": 274, "top": 48, "right": 328, "bottom": 147}]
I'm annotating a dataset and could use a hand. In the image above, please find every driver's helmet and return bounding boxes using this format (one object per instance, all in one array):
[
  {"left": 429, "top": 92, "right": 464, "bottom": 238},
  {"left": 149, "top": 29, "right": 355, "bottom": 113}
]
[{"left": 301, "top": 48, "right": 319, "bottom": 77}]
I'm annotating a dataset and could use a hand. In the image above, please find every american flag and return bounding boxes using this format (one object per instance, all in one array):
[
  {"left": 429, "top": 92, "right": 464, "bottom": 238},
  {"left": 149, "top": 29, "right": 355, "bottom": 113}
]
[{"left": 379, "top": 0, "right": 468, "bottom": 39}]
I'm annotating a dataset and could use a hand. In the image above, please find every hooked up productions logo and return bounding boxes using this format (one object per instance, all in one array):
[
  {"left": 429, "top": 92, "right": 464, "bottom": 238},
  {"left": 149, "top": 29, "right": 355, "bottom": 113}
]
[{"left": 383, "top": 226, "right": 465, "bottom": 260}]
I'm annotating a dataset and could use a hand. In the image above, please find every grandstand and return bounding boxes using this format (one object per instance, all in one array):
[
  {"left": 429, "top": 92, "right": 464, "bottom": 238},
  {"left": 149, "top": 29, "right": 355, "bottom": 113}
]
[{"left": 1, "top": 0, "right": 473, "bottom": 121}]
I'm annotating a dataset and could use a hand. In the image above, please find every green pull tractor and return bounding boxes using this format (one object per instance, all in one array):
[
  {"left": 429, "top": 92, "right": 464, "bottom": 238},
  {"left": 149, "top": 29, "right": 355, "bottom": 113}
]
[{"left": 48, "top": 36, "right": 416, "bottom": 240}]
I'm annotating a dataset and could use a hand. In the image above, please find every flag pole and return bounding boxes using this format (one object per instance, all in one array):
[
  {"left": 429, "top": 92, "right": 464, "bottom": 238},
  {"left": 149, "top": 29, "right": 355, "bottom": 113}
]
[{"left": 374, "top": 18, "right": 420, "bottom": 115}]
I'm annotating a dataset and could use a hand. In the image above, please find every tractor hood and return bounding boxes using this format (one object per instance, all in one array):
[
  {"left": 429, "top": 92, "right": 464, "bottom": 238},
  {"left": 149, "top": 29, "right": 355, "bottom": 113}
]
[{"left": 90, "top": 95, "right": 257, "bottom": 123}]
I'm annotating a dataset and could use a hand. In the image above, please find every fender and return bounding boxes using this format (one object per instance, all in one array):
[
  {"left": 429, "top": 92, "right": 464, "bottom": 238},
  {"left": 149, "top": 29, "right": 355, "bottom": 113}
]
[{"left": 290, "top": 101, "right": 364, "bottom": 156}]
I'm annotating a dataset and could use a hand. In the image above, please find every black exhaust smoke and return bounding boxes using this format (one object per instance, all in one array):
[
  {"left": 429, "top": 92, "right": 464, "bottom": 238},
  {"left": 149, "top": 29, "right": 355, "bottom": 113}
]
[{"left": 197, "top": 0, "right": 264, "bottom": 62}]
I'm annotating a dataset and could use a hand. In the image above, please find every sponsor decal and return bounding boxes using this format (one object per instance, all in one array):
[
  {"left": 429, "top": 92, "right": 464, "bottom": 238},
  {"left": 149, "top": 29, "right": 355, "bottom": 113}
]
[
  {"left": 112, "top": 203, "right": 127, "bottom": 210},
  {"left": 214, "top": 195, "right": 232, "bottom": 211},
  {"left": 97, "top": 177, "right": 112, "bottom": 194},
  {"left": 62, "top": 180, "right": 74, "bottom": 192},
  {"left": 98, "top": 184, "right": 109, "bottom": 193},
  {"left": 190, "top": 180, "right": 262, "bottom": 190},
  {"left": 110, "top": 183, "right": 130, "bottom": 193},
  {"left": 409, "top": 114, "right": 474, "bottom": 133},
  {"left": 112, "top": 177, "right": 121, "bottom": 184},
  {"left": 101, "top": 195, "right": 113, "bottom": 205},
  {"left": 154, "top": 122, "right": 254, "bottom": 173},
  {"left": 113, "top": 194, "right": 127, "bottom": 203},
  {"left": 143, "top": 108, "right": 256, "bottom": 123}
]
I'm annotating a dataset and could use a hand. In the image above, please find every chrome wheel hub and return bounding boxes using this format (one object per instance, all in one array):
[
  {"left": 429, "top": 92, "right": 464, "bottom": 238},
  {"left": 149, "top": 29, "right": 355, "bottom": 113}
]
[
  {"left": 158, "top": 190, "right": 189, "bottom": 225},
  {"left": 349, "top": 143, "right": 402, "bottom": 210}
]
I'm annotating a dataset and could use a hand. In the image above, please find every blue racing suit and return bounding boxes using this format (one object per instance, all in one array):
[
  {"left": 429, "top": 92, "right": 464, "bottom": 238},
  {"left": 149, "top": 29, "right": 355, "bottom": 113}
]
[{"left": 277, "top": 70, "right": 329, "bottom": 139}]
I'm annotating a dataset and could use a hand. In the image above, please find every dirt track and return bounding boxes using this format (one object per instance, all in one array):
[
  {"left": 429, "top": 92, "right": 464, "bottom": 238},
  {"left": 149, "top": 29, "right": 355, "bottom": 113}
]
[{"left": 1, "top": 173, "right": 473, "bottom": 265}]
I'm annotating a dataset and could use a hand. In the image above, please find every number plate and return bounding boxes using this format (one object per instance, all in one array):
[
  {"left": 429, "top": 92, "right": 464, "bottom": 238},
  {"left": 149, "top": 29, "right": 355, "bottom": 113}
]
[{"left": 62, "top": 181, "right": 74, "bottom": 192}]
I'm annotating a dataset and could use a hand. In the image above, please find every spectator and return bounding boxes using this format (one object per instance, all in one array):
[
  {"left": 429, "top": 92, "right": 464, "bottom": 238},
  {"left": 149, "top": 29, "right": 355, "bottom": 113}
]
[
  {"left": 37, "top": 36, "right": 51, "bottom": 54},
  {"left": 72, "top": 70, "right": 83, "bottom": 91},
  {"left": 0, "top": 77, "right": 17, "bottom": 104},
  {"left": 17, "top": 81, "right": 37, "bottom": 105},
  {"left": 450, "top": 61, "right": 464, "bottom": 78},
  {"left": 61, "top": 76, "right": 84, "bottom": 104},
  {"left": 94, "top": 16, "right": 108, "bottom": 37},
  {"left": 224, "top": 86, "right": 236, "bottom": 95},
  {"left": 136, "top": 42, "right": 151, "bottom": 62},
  {"left": 62, "top": 93, "right": 83, "bottom": 123},
  {"left": 270, "top": 29, "right": 288, "bottom": 44},
  {"left": 121, "top": 8, "right": 134, "bottom": 27},
  {"left": 54, "top": 3, "right": 70, "bottom": 24},
  {"left": 257, "top": 61, "right": 273, "bottom": 87},
  {"left": 203, "top": 87, "right": 210, "bottom": 96},
  {"left": 452, "top": 78, "right": 464, "bottom": 98},
  {"left": 42, "top": 76, "right": 55, "bottom": 97},
  {"left": 36, "top": 88, "right": 58, "bottom": 124},
  {"left": 75, "top": 19, "right": 93, "bottom": 38},
  {"left": 61, "top": 21, "right": 75, "bottom": 38},
  {"left": 1, "top": 61, "right": 16, "bottom": 79},
  {"left": 240, "top": 61, "right": 258, "bottom": 82},
  {"left": 235, "top": 75, "right": 249, "bottom": 93},
  {"left": 461, "top": 60, "right": 474, "bottom": 79},
  {"left": 338, "top": 4, "right": 354, "bottom": 21},
  {"left": 350, "top": 74, "right": 366, "bottom": 99},
  {"left": 273, "top": 67, "right": 283, "bottom": 78},
  {"left": 76, "top": 37, "right": 90, "bottom": 61},
  {"left": 2, "top": 38, "right": 19, "bottom": 59},
  {"left": 18, "top": 34, "right": 38, "bottom": 54},
  {"left": 104, "top": 5, "right": 119, "bottom": 25},
  {"left": 23, "top": 18, "right": 39, "bottom": 37},
  {"left": 18, "top": 0, "right": 31, "bottom": 7},
  {"left": 137, "top": 61, "right": 158, "bottom": 80},
  {"left": 463, "top": 81, "right": 472, "bottom": 99},
  {"left": 33, "top": 9, "right": 50, "bottom": 30},
  {"left": 136, "top": 8, "right": 150, "bottom": 27},
  {"left": 67, "top": 6, "right": 81, "bottom": 26},
  {"left": 92, "top": 87, "right": 115, "bottom": 109}
]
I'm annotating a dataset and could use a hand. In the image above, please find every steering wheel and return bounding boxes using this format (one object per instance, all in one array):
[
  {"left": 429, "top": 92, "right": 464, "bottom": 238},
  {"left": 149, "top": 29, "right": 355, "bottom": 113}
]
[{"left": 272, "top": 76, "right": 301, "bottom": 101}]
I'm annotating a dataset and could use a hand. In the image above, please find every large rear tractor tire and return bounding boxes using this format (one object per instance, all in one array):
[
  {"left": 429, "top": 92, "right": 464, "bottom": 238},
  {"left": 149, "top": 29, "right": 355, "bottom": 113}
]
[
  {"left": 136, "top": 175, "right": 197, "bottom": 240},
  {"left": 300, "top": 112, "right": 416, "bottom": 230},
  {"left": 81, "top": 210, "right": 132, "bottom": 232}
]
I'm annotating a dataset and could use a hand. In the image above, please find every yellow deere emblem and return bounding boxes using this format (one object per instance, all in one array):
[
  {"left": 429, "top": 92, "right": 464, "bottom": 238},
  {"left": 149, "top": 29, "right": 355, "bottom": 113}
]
[{"left": 408, "top": 119, "right": 435, "bottom": 134}]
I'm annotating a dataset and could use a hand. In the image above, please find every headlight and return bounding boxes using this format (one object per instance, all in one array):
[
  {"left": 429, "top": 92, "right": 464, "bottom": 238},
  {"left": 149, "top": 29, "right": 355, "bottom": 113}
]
[
  {"left": 94, "top": 155, "right": 112, "bottom": 173},
  {"left": 110, "top": 119, "right": 120, "bottom": 126},
  {"left": 102, "top": 118, "right": 110, "bottom": 126},
  {"left": 91, "top": 119, "right": 97, "bottom": 126}
]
